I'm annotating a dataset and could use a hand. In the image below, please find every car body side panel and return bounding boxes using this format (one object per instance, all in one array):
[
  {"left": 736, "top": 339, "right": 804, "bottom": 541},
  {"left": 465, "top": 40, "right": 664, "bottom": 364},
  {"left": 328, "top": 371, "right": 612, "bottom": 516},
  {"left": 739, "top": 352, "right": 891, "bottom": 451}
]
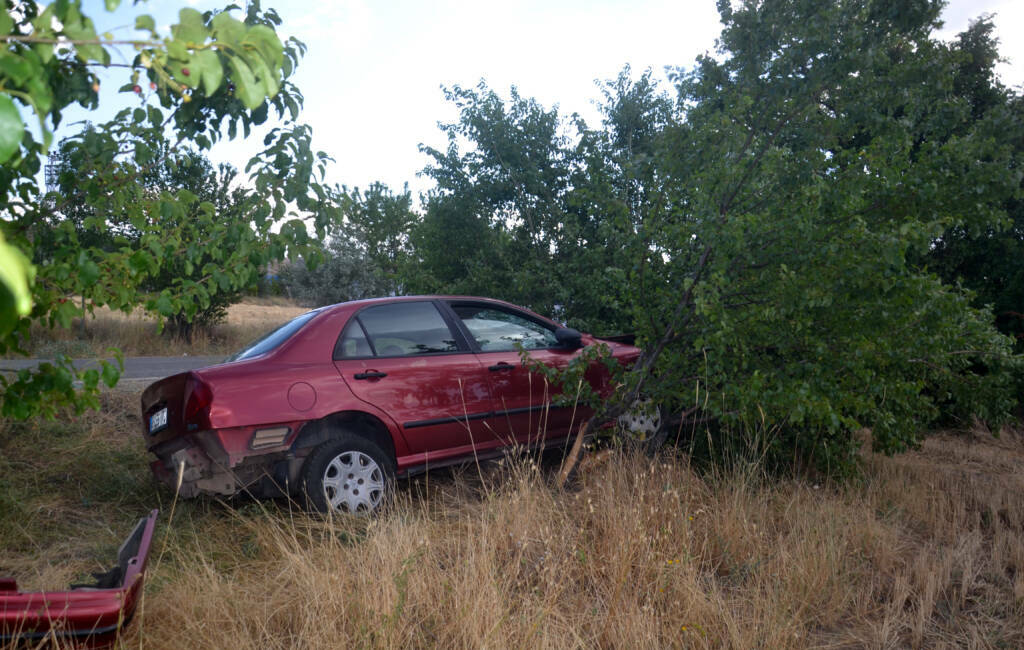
[
  {"left": 334, "top": 353, "right": 497, "bottom": 458},
  {"left": 472, "top": 347, "right": 585, "bottom": 444}
]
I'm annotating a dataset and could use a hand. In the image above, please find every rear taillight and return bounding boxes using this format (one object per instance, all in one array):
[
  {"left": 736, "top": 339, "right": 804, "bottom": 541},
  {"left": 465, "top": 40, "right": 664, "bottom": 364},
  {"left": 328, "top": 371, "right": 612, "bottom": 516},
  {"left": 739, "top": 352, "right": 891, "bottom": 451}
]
[{"left": 183, "top": 377, "right": 213, "bottom": 431}]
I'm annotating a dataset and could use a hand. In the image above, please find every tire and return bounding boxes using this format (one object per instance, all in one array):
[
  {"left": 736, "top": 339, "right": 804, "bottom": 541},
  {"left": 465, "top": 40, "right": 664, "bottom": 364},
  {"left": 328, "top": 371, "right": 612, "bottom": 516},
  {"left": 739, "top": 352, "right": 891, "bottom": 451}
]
[
  {"left": 300, "top": 433, "right": 395, "bottom": 515},
  {"left": 616, "top": 398, "right": 668, "bottom": 456}
]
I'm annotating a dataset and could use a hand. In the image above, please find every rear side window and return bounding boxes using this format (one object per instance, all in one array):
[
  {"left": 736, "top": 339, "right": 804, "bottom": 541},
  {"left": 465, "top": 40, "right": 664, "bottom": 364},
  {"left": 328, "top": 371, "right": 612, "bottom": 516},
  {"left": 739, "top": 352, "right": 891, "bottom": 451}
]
[
  {"left": 335, "top": 302, "right": 459, "bottom": 358},
  {"left": 336, "top": 320, "right": 373, "bottom": 358},
  {"left": 226, "top": 309, "right": 320, "bottom": 362}
]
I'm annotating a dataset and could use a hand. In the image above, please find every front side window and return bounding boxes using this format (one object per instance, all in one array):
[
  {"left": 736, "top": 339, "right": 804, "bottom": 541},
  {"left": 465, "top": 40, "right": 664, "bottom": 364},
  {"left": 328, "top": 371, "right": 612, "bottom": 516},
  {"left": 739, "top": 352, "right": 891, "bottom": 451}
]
[
  {"left": 335, "top": 301, "right": 459, "bottom": 358},
  {"left": 451, "top": 305, "right": 558, "bottom": 352}
]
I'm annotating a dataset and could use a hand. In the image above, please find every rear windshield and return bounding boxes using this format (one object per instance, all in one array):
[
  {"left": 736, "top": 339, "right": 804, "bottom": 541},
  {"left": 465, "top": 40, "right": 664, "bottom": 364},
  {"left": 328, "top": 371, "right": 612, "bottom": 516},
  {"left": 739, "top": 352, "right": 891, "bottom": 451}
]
[{"left": 225, "top": 309, "right": 321, "bottom": 362}]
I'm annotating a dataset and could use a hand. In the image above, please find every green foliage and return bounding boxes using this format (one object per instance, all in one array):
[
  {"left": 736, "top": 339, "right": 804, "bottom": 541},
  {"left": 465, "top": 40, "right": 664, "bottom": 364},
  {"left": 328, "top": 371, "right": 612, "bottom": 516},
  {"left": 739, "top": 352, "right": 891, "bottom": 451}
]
[
  {"left": 278, "top": 181, "right": 414, "bottom": 306},
  {"left": 411, "top": 0, "right": 1023, "bottom": 476},
  {"left": 0, "top": 1, "right": 338, "bottom": 419},
  {"left": 0, "top": 230, "right": 33, "bottom": 337},
  {"left": 36, "top": 127, "right": 264, "bottom": 342},
  {"left": 631, "top": 0, "right": 1021, "bottom": 474},
  {"left": 926, "top": 19, "right": 1024, "bottom": 351},
  {"left": 280, "top": 238, "right": 390, "bottom": 308},
  {"left": 413, "top": 75, "right": 671, "bottom": 334},
  {"left": 342, "top": 182, "right": 417, "bottom": 283}
]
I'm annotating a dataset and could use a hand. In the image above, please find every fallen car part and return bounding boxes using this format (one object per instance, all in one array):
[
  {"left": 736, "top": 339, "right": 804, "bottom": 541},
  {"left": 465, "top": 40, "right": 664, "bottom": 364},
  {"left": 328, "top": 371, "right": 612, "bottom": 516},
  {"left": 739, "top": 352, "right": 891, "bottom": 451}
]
[{"left": 0, "top": 509, "right": 158, "bottom": 648}]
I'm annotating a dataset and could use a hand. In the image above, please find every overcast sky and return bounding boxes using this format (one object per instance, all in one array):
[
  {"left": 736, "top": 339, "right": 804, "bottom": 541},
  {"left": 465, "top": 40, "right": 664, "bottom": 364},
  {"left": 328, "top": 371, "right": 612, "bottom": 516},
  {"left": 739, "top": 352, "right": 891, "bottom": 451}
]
[{"left": 66, "top": 0, "right": 1024, "bottom": 200}]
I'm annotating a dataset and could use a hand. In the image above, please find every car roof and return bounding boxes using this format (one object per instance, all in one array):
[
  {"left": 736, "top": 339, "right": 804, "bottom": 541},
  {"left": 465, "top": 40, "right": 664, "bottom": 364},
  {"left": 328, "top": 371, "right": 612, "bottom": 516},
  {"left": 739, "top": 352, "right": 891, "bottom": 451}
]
[
  {"left": 312, "top": 295, "right": 561, "bottom": 330},
  {"left": 319, "top": 295, "right": 527, "bottom": 312}
]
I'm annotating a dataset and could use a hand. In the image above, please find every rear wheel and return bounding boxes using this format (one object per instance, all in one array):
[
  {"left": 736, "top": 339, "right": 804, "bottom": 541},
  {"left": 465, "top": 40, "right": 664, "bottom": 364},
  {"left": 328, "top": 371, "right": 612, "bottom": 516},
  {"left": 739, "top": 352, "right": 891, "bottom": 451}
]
[{"left": 301, "top": 434, "right": 395, "bottom": 515}]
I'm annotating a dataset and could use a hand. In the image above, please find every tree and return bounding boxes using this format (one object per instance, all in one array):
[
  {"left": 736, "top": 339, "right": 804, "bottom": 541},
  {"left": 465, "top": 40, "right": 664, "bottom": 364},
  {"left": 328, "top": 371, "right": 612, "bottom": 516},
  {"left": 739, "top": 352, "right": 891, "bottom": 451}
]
[
  {"left": 414, "top": 78, "right": 674, "bottom": 334},
  {"left": 417, "top": 0, "right": 1022, "bottom": 476},
  {"left": 616, "top": 0, "right": 1021, "bottom": 472},
  {"left": 37, "top": 128, "right": 257, "bottom": 341},
  {"left": 926, "top": 18, "right": 1024, "bottom": 352},
  {"left": 414, "top": 84, "right": 572, "bottom": 315},
  {"left": 0, "top": 1, "right": 339, "bottom": 418},
  {"left": 342, "top": 182, "right": 417, "bottom": 285},
  {"left": 280, "top": 237, "right": 390, "bottom": 308}
]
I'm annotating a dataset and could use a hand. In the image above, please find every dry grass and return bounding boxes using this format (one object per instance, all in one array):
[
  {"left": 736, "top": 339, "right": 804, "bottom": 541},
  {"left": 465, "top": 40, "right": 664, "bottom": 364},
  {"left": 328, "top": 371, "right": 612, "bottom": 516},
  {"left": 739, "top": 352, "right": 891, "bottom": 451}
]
[
  {"left": 5, "top": 298, "right": 310, "bottom": 358},
  {"left": 3, "top": 398, "right": 1023, "bottom": 649},
  {"left": 133, "top": 432, "right": 1024, "bottom": 649}
]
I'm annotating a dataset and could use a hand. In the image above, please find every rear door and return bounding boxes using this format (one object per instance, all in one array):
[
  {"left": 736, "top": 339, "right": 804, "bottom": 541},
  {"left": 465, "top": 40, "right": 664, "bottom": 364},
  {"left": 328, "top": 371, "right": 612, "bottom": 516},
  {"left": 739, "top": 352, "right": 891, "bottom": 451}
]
[
  {"left": 332, "top": 300, "right": 497, "bottom": 459},
  {"left": 443, "top": 301, "right": 582, "bottom": 445}
]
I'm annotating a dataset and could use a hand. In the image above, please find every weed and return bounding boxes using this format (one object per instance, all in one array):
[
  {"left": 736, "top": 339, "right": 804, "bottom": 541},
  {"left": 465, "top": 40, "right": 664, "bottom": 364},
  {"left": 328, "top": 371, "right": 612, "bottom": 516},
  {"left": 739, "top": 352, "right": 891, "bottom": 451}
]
[{"left": 2, "top": 395, "right": 1023, "bottom": 648}]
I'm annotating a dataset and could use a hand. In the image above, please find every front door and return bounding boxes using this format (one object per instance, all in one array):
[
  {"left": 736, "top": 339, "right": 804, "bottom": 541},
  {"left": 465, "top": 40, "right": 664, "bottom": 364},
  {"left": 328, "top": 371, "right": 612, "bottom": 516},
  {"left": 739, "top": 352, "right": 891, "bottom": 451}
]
[{"left": 444, "top": 301, "right": 582, "bottom": 446}]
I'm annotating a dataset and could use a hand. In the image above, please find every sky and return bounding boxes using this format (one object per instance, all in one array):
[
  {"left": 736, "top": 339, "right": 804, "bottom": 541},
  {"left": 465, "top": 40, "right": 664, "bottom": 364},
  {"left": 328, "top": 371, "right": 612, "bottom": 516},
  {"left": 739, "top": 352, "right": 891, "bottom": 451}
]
[{"left": 55, "top": 0, "right": 1024, "bottom": 201}]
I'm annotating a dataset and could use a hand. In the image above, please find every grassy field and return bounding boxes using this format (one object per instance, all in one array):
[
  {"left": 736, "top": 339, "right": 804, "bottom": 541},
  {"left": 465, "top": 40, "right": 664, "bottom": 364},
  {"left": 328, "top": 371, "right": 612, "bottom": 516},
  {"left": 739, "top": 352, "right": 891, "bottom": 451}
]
[
  {"left": 1, "top": 386, "right": 1022, "bottom": 649},
  {"left": 4, "top": 297, "right": 310, "bottom": 359}
]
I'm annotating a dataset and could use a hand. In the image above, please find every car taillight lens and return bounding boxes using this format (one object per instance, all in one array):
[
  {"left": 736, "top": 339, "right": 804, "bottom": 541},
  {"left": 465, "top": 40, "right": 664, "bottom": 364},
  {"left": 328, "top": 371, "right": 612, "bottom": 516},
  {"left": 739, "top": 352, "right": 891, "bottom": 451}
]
[{"left": 183, "top": 377, "right": 213, "bottom": 430}]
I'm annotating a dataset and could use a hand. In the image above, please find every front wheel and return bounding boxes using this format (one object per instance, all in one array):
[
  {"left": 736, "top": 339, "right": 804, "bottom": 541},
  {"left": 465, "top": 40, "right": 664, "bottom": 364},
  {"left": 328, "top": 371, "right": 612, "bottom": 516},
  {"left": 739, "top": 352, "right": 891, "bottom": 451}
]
[
  {"left": 301, "top": 434, "right": 395, "bottom": 515},
  {"left": 616, "top": 398, "right": 668, "bottom": 455}
]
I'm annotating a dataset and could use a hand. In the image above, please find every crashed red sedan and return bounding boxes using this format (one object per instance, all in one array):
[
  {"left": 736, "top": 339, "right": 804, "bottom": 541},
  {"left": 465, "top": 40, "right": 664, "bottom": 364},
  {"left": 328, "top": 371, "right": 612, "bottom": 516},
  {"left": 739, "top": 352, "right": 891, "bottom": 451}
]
[{"left": 141, "top": 296, "right": 643, "bottom": 513}]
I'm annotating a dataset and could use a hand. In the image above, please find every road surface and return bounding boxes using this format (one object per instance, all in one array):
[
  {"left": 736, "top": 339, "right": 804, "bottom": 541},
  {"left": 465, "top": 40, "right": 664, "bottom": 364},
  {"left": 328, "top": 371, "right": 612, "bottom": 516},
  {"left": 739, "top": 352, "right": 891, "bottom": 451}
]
[{"left": 0, "top": 355, "right": 225, "bottom": 385}]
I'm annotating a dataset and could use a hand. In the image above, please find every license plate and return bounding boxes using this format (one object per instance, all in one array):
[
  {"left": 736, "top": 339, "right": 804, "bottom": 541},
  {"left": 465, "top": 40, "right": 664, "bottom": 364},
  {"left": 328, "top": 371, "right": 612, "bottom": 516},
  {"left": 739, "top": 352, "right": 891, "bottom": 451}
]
[{"left": 149, "top": 407, "right": 168, "bottom": 434}]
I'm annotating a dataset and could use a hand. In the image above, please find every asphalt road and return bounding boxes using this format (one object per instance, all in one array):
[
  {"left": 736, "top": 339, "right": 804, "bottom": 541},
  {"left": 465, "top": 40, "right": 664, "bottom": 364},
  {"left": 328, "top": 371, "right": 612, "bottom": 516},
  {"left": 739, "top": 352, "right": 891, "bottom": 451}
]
[{"left": 0, "top": 355, "right": 225, "bottom": 385}]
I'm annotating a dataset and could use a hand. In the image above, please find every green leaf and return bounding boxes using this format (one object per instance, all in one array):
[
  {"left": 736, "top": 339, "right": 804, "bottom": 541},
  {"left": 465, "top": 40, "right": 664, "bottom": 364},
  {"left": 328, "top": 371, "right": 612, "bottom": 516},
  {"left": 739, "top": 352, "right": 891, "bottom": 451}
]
[
  {"left": 167, "top": 39, "right": 188, "bottom": 61},
  {"left": 0, "top": 11, "right": 12, "bottom": 35},
  {"left": 33, "top": 43, "right": 54, "bottom": 64},
  {"left": 100, "top": 361, "right": 120, "bottom": 388},
  {"left": 173, "top": 8, "right": 208, "bottom": 45},
  {"left": 0, "top": 95, "right": 23, "bottom": 164},
  {"left": 193, "top": 49, "right": 223, "bottom": 96},
  {"left": 136, "top": 141, "right": 153, "bottom": 164},
  {"left": 211, "top": 12, "right": 245, "bottom": 45},
  {"left": 79, "top": 258, "right": 100, "bottom": 286},
  {"left": 244, "top": 52, "right": 279, "bottom": 98},
  {"left": 242, "top": 25, "right": 284, "bottom": 68},
  {"left": 104, "top": 0, "right": 121, "bottom": 11},
  {"left": 0, "top": 54, "right": 33, "bottom": 85},
  {"left": 0, "top": 231, "right": 33, "bottom": 337},
  {"left": 155, "top": 294, "right": 174, "bottom": 317},
  {"left": 82, "top": 368, "right": 99, "bottom": 390},
  {"left": 64, "top": 14, "right": 110, "bottom": 64},
  {"left": 227, "top": 57, "right": 263, "bottom": 110},
  {"left": 135, "top": 15, "right": 156, "bottom": 33}
]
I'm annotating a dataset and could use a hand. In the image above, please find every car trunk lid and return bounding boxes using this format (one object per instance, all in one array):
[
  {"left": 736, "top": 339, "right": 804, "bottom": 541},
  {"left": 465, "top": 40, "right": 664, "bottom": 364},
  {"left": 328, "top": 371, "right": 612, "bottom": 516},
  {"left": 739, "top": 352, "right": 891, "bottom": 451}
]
[{"left": 141, "top": 371, "right": 213, "bottom": 446}]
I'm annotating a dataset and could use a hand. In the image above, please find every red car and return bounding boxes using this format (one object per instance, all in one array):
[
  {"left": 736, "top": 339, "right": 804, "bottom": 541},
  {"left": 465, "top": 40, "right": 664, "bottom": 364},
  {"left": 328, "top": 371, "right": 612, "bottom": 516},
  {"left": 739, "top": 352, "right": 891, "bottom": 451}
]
[{"left": 141, "top": 296, "right": 644, "bottom": 513}]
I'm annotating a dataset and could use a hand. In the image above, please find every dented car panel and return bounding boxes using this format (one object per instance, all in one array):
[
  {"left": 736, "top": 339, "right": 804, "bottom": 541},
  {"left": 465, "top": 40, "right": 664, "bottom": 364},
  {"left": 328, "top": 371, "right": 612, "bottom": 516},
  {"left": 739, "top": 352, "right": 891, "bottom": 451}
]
[{"left": 0, "top": 510, "right": 158, "bottom": 648}]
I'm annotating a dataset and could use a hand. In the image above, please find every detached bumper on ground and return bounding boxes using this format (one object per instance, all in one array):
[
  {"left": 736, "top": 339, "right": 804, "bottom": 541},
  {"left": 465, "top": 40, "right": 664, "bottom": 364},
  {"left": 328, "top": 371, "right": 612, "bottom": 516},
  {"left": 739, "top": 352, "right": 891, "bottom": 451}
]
[{"left": 0, "top": 510, "right": 158, "bottom": 648}]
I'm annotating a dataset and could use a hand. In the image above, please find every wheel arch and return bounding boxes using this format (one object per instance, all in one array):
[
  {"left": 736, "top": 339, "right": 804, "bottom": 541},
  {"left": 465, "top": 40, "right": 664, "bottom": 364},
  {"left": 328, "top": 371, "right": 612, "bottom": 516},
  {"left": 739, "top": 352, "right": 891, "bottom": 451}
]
[{"left": 291, "top": 410, "right": 398, "bottom": 464}]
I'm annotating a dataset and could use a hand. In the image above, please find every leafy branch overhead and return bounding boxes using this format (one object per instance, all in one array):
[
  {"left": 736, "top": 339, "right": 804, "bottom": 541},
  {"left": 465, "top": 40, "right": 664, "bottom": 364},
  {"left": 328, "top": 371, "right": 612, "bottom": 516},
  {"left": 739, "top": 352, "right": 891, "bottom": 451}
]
[{"left": 0, "top": 1, "right": 335, "bottom": 419}]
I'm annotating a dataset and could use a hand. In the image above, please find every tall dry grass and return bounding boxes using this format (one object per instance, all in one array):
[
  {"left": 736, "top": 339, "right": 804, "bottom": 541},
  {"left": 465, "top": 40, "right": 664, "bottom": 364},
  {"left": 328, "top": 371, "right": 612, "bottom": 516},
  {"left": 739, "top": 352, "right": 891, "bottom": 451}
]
[
  {"left": 4, "top": 299, "right": 309, "bottom": 358},
  {"left": 2, "top": 390, "right": 1021, "bottom": 649},
  {"left": 121, "top": 430, "right": 1024, "bottom": 649}
]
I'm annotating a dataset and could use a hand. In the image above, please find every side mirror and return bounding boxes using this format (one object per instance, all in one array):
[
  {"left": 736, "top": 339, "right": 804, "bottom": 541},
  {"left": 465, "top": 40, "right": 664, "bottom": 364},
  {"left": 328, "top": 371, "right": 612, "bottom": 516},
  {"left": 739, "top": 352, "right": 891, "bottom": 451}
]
[{"left": 554, "top": 327, "right": 583, "bottom": 349}]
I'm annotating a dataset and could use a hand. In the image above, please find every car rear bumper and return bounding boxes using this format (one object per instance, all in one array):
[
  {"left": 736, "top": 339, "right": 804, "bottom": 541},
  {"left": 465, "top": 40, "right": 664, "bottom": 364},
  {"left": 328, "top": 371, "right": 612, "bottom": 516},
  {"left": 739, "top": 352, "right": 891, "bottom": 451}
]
[
  {"left": 149, "top": 431, "right": 303, "bottom": 499},
  {"left": 0, "top": 511, "right": 158, "bottom": 649},
  {"left": 150, "top": 439, "right": 242, "bottom": 498}
]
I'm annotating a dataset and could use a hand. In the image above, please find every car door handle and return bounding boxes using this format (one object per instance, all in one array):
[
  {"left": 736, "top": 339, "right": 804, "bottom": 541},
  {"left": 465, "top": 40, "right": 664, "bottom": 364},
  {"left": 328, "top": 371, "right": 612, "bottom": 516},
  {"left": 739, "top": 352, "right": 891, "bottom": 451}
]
[
  {"left": 353, "top": 371, "right": 388, "bottom": 380},
  {"left": 488, "top": 362, "right": 515, "bottom": 372}
]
